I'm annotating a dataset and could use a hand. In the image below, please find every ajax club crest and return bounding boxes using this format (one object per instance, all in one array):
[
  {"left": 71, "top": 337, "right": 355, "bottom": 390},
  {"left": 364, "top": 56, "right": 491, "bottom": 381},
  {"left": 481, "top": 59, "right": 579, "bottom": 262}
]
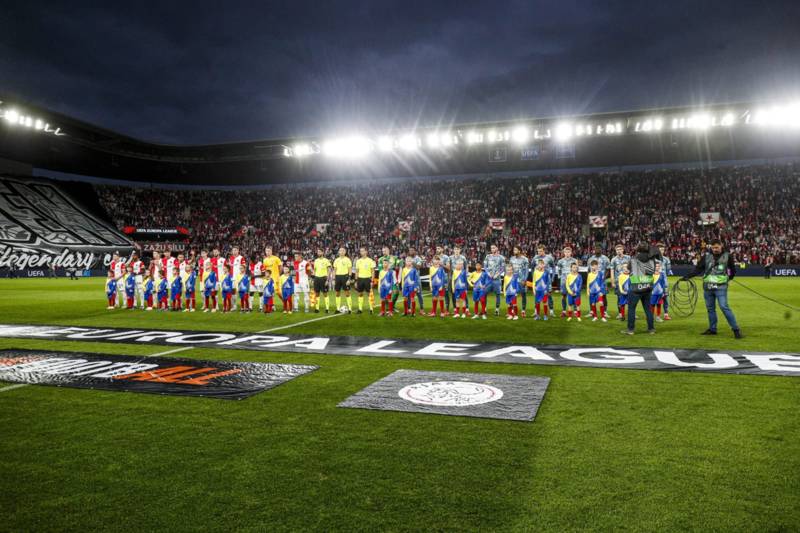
[{"left": 398, "top": 381, "right": 503, "bottom": 407}]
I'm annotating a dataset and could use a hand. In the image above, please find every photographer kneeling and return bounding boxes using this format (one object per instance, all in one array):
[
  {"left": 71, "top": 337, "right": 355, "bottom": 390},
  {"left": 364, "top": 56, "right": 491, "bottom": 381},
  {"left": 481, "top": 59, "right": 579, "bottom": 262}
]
[{"left": 622, "top": 241, "right": 662, "bottom": 335}]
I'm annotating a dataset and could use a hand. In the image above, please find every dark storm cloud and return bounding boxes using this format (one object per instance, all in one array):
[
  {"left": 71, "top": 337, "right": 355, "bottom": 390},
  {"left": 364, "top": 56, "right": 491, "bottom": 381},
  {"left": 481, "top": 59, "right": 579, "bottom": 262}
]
[{"left": 1, "top": 0, "right": 799, "bottom": 144}]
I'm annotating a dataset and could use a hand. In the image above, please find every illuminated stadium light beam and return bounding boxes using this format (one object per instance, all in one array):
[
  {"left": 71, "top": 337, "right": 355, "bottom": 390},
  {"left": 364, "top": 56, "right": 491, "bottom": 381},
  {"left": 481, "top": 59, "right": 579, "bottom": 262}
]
[
  {"left": 554, "top": 123, "right": 573, "bottom": 142},
  {"left": 377, "top": 135, "right": 393, "bottom": 152},
  {"left": 466, "top": 131, "right": 483, "bottom": 144},
  {"left": 4, "top": 109, "right": 19, "bottom": 124},
  {"left": 721, "top": 113, "right": 735, "bottom": 126},
  {"left": 322, "top": 136, "right": 372, "bottom": 158},
  {"left": 512, "top": 126, "right": 529, "bottom": 144},
  {"left": 398, "top": 133, "right": 420, "bottom": 151},
  {"left": 426, "top": 132, "right": 440, "bottom": 148},
  {"left": 440, "top": 132, "right": 455, "bottom": 146},
  {"left": 292, "top": 143, "right": 313, "bottom": 157}
]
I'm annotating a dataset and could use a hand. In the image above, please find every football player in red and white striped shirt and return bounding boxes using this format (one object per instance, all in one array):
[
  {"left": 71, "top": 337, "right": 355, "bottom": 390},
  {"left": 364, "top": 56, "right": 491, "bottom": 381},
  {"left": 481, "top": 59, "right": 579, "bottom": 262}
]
[
  {"left": 109, "top": 252, "right": 126, "bottom": 308},
  {"left": 211, "top": 248, "right": 226, "bottom": 311},
  {"left": 130, "top": 251, "right": 146, "bottom": 309},
  {"left": 292, "top": 252, "right": 312, "bottom": 312},
  {"left": 229, "top": 247, "right": 245, "bottom": 311}
]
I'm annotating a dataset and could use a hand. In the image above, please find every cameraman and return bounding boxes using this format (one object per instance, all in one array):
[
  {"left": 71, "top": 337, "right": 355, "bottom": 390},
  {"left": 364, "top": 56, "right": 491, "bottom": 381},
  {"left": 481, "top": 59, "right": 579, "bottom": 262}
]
[
  {"left": 682, "top": 239, "right": 742, "bottom": 339},
  {"left": 622, "top": 241, "right": 661, "bottom": 335}
]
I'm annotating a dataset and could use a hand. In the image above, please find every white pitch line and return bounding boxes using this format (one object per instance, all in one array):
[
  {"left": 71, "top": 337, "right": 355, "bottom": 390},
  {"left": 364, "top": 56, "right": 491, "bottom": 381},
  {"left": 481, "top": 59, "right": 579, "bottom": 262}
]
[
  {"left": 145, "top": 347, "right": 193, "bottom": 357},
  {"left": 0, "top": 383, "right": 28, "bottom": 393},
  {"left": 258, "top": 312, "right": 343, "bottom": 333}
]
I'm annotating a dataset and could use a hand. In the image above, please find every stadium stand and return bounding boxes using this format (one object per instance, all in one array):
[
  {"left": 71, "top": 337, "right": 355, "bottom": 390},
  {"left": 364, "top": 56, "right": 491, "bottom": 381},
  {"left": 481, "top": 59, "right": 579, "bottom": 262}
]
[{"left": 94, "top": 163, "right": 800, "bottom": 265}]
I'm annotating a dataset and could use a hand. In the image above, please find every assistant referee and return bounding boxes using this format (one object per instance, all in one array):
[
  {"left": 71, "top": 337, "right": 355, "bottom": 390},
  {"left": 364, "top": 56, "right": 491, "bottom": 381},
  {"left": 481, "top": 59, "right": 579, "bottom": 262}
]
[{"left": 312, "top": 248, "right": 332, "bottom": 314}]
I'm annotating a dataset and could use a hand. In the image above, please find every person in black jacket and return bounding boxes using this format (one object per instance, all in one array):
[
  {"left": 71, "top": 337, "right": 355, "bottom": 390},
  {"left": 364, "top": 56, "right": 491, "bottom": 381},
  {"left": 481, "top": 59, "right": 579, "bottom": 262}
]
[
  {"left": 622, "top": 241, "right": 662, "bottom": 335},
  {"left": 682, "top": 239, "right": 742, "bottom": 338}
]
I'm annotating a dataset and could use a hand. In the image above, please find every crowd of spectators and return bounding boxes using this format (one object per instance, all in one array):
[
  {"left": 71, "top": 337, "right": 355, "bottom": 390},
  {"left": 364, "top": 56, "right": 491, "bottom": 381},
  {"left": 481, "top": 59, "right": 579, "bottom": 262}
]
[{"left": 95, "top": 163, "right": 800, "bottom": 265}]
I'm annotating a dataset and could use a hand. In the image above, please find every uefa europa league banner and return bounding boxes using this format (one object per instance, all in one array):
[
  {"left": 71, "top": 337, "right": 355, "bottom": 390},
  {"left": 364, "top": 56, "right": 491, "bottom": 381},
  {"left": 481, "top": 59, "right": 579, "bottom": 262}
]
[
  {"left": 0, "top": 176, "right": 133, "bottom": 271},
  {"left": 0, "top": 348, "right": 317, "bottom": 400},
  {"left": 0, "top": 324, "right": 798, "bottom": 377}
]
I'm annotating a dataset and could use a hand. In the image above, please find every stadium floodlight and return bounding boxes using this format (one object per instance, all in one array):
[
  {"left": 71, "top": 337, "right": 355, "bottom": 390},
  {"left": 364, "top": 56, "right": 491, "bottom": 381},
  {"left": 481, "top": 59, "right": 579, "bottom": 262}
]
[
  {"left": 292, "top": 143, "right": 313, "bottom": 157},
  {"left": 512, "top": 125, "right": 529, "bottom": 144},
  {"left": 323, "top": 136, "right": 372, "bottom": 158},
  {"left": 377, "top": 136, "right": 393, "bottom": 152},
  {"left": 398, "top": 134, "right": 419, "bottom": 151},
  {"left": 721, "top": 113, "right": 735, "bottom": 126},
  {"left": 4, "top": 109, "right": 18, "bottom": 125},
  {"left": 554, "top": 123, "right": 573, "bottom": 141},
  {"left": 440, "top": 132, "right": 454, "bottom": 147},
  {"left": 486, "top": 129, "right": 498, "bottom": 143},
  {"left": 426, "top": 132, "right": 440, "bottom": 148},
  {"left": 688, "top": 114, "right": 711, "bottom": 130},
  {"left": 466, "top": 131, "right": 483, "bottom": 144}
]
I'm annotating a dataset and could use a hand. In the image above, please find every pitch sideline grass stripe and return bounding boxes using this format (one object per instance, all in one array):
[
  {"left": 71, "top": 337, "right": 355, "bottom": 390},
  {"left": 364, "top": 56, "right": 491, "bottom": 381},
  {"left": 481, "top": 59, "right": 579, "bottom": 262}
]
[{"left": 0, "top": 346, "right": 194, "bottom": 394}]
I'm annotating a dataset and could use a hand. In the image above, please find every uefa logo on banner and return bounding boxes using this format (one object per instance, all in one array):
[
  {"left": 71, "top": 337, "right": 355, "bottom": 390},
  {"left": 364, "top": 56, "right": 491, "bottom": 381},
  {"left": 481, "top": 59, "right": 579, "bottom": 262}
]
[{"left": 398, "top": 381, "right": 504, "bottom": 406}]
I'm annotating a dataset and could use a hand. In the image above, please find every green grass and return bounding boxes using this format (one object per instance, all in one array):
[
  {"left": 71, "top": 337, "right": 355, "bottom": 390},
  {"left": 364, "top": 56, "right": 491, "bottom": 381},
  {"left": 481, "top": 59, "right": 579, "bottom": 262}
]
[{"left": 1, "top": 278, "right": 799, "bottom": 532}]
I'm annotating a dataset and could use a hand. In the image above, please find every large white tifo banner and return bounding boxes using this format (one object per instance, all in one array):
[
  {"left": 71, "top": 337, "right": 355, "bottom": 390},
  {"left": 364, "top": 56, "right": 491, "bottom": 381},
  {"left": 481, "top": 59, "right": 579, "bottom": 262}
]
[
  {"left": 0, "top": 324, "right": 798, "bottom": 377},
  {"left": 0, "top": 176, "right": 132, "bottom": 271}
]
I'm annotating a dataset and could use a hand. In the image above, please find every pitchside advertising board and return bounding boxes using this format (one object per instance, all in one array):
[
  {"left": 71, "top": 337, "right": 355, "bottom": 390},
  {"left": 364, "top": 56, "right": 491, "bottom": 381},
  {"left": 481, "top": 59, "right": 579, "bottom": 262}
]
[
  {"left": 0, "top": 348, "right": 317, "bottom": 400},
  {"left": 0, "top": 324, "right": 798, "bottom": 377},
  {"left": 0, "top": 176, "right": 134, "bottom": 273}
]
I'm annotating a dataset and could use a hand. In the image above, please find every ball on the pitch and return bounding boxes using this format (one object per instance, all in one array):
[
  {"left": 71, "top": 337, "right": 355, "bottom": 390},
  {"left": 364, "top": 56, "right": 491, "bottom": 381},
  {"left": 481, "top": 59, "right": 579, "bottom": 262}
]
[{"left": 338, "top": 306, "right": 351, "bottom": 314}]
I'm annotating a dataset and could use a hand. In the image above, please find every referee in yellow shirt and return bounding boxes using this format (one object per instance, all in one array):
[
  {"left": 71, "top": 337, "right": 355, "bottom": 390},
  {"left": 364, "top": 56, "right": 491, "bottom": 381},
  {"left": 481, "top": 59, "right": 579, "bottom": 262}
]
[
  {"left": 313, "top": 248, "right": 332, "bottom": 313},
  {"left": 333, "top": 247, "right": 353, "bottom": 312},
  {"left": 354, "top": 247, "right": 376, "bottom": 314}
]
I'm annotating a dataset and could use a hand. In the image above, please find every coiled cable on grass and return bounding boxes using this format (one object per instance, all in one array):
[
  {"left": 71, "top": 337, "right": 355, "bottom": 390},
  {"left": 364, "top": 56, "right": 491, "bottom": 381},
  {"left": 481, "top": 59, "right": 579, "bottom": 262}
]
[{"left": 670, "top": 278, "right": 698, "bottom": 317}]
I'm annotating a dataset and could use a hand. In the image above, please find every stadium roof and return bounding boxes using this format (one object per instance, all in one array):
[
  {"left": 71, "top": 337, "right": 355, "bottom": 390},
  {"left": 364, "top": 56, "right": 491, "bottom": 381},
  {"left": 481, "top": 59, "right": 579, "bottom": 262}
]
[{"left": 1, "top": 95, "right": 799, "bottom": 186}]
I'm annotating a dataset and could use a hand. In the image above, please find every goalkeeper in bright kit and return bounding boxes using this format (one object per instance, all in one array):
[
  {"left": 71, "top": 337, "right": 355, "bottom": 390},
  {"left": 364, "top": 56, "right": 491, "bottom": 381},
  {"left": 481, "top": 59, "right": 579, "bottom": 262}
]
[{"left": 354, "top": 247, "right": 376, "bottom": 314}]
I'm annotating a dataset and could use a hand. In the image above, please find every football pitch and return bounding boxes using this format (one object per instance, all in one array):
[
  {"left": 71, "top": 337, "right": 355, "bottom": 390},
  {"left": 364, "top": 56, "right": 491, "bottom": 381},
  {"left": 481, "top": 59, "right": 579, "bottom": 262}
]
[{"left": 1, "top": 278, "right": 799, "bottom": 531}]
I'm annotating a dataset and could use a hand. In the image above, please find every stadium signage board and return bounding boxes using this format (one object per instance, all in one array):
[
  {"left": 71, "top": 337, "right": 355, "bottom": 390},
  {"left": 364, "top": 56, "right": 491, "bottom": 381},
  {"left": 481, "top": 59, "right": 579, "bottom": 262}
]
[
  {"left": 0, "top": 177, "right": 133, "bottom": 271},
  {"left": 0, "top": 348, "right": 317, "bottom": 400},
  {"left": 520, "top": 146, "right": 540, "bottom": 160},
  {"left": 1, "top": 324, "right": 799, "bottom": 377},
  {"left": 488, "top": 147, "right": 507, "bottom": 162}
]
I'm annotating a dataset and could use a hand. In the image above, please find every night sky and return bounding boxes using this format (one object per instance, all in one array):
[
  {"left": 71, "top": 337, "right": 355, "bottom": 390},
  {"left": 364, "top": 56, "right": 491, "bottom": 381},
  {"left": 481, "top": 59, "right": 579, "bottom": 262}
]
[{"left": 2, "top": 1, "right": 799, "bottom": 145}]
